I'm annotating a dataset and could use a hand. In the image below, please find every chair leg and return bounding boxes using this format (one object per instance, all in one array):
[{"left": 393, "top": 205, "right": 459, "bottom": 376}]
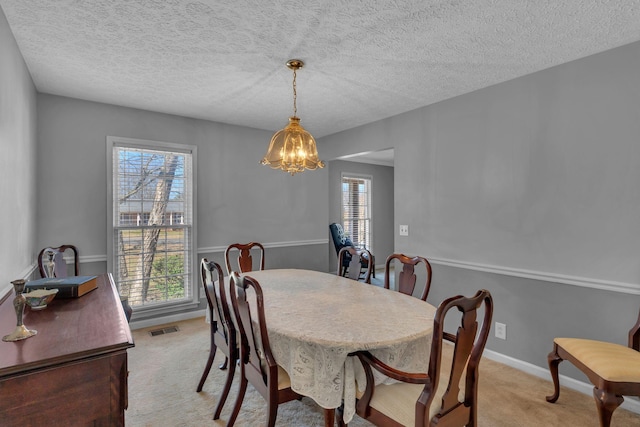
[
  {"left": 336, "top": 404, "right": 347, "bottom": 427},
  {"left": 593, "top": 387, "right": 623, "bottom": 427},
  {"left": 213, "top": 355, "right": 237, "bottom": 420},
  {"left": 266, "top": 400, "right": 279, "bottom": 427},
  {"left": 322, "top": 408, "right": 335, "bottom": 427},
  {"left": 196, "top": 343, "right": 218, "bottom": 392},
  {"left": 219, "top": 356, "right": 229, "bottom": 370},
  {"left": 227, "top": 375, "right": 248, "bottom": 427},
  {"left": 469, "top": 386, "right": 479, "bottom": 427},
  {"left": 545, "top": 348, "right": 563, "bottom": 403}
]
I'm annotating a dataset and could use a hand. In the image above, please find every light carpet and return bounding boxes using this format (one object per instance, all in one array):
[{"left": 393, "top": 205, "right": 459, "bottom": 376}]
[{"left": 126, "top": 317, "right": 640, "bottom": 426}]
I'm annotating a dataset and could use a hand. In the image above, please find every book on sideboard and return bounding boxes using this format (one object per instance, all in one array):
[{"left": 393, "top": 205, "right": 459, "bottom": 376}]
[{"left": 26, "top": 275, "right": 98, "bottom": 298}]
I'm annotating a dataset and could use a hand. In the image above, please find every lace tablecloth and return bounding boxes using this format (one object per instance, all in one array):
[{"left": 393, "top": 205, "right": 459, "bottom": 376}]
[{"left": 244, "top": 269, "right": 437, "bottom": 423}]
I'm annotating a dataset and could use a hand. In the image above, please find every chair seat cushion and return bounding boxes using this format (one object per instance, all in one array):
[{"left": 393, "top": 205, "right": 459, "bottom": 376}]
[
  {"left": 258, "top": 357, "right": 292, "bottom": 390},
  {"left": 368, "top": 382, "right": 424, "bottom": 426},
  {"left": 277, "top": 365, "right": 292, "bottom": 390},
  {"left": 555, "top": 337, "right": 640, "bottom": 382},
  {"left": 367, "top": 374, "right": 462, "bottom": 426}
]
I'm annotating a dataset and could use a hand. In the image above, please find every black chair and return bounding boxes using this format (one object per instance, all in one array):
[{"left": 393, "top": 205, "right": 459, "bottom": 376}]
[
  {"left": 329, "top": 223, "right": 375, "bottom": 278},
  {"left": 196, "top": 259, "right": 237, "bottom": 421}
]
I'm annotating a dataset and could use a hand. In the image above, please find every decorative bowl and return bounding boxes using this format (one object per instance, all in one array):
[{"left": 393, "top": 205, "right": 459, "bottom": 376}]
[{"left": 25, "top": 288, "right": 59, "bottom": 310}]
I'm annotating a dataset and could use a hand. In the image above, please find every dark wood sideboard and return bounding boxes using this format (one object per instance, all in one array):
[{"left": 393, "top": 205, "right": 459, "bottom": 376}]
[{"left": 0, "top": 273, "right": 134, "bottom": 426}]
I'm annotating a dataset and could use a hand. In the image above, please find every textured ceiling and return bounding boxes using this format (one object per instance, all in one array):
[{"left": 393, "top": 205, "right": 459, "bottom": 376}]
[{"left": 2, "top": 0, "right": 640, "bottom": 138}]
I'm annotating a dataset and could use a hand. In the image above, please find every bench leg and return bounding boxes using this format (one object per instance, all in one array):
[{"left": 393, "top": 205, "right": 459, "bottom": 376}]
[
  {"left": 545, "top": 346, "right": 562, "bottom": 403},
  {"left": 593, "top": 387, "right": 623, "bottom": 427}
]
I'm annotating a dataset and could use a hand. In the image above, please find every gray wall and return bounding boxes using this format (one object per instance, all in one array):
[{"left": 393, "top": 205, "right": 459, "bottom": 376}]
[
  {"left": 0, "top": 8, "right": 37, "bottom": 294},
  {"left": 320, "top": 41, "right": 640, "bottom": 380},
  {"left": 35, "top": 94, "right": 329, "bottom": 278},
  {"left": 327, "top": 160, "right": 394, "bottom": 274}
]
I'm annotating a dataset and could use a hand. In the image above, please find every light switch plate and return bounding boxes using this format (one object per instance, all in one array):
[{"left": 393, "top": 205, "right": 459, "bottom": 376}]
[
  {"left": 495, "top": 322, "right": 507, "bottom": 340},
  {"left": 399, "top": 224, "right": 409, "bottom": 236}
]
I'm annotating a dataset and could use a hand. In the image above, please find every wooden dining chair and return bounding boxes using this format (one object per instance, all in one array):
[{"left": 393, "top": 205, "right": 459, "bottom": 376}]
[
  {"left": 338, "top": 247, "right": 373, "bottom": 283},
  {"left": 196, "top": 259, "right": 238, "bottom": 421},
  {"left": 227, "top": 271, "right": 302, "bottom": 427},
  {"left": 342, "top": 289, "right": 493, "bottom": 427},
  {"left": 224, "top": 242, "right": 265, "bottom": 274},
  {"left": 384, "top": 253, "right": 433, "bottom": 301},
  {"left": 37, "top": 244, "right": 79, "bottom": 278},
  {"left": 546, "top": 308, "right": 640, "bottom": 427}
]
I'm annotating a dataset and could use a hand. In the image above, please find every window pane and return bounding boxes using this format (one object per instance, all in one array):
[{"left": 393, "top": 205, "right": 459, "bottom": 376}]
[
  {"left": 341, "top": 175, "right": 372, "bottom": 251},
  {"left": 113, "top": 144, "right": 193, "bottom": 309}
]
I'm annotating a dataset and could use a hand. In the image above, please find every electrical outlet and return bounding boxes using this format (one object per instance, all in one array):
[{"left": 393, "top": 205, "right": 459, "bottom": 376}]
[
  {"left": 399, "top": 224, "right": 409, "bottom": 236},
  {"left": 495, "top": 322, "right": 507, "bottom": 340}
]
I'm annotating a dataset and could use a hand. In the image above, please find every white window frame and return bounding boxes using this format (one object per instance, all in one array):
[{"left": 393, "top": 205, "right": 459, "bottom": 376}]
[
  {"left": 341, "top": 173, "right": 373, "bottom": 253},
  {"left": 107, "top": 136, "right": 198, "bottom": 318}
]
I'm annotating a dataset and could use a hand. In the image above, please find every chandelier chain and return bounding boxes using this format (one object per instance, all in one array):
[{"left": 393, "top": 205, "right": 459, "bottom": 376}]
[{"left": 292, "top": 68, "right": 297, "bottom": 117}]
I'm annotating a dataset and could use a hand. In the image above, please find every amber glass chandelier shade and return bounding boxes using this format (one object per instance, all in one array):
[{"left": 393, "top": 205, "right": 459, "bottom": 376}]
[
  {"left": 261, "top": 59, "right": 324, "bottom": 175},
  {"left": 261, "top": 117, "right": 325, "bottom": 175}
]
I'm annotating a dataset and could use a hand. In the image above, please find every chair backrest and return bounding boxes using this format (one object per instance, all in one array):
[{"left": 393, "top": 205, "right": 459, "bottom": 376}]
[
  {"left": 384, "top": 253, "right": 433, "bottom": 301},
  {"left": 228, "top": 271, "right": 275, "bottom": 396},
  {"left": 37, "top": 244, "right": 79, "bottom": 278},
  {"left": 200, "top": 258, "right": 234, "bottom": 348},
  {"left": 424, "top": 289, "right": 493, "bottom": 426},
  {"left": 225, "top": 242, "right": 265, "bottom": 274},
  {"left": 329, "top": 223, "right": 354, "bottom": 255},
  {"left": 338, "top": 247, "right": 373, "bottom": 283}
]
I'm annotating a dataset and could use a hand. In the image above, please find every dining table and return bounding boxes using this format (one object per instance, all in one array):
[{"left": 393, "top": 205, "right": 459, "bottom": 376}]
[{"left": 238, "top": 268, "right": 437, "bottom": 426}]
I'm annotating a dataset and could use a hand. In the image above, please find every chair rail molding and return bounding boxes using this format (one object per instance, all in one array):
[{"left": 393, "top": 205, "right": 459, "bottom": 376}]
[
  {"left": 78, "top": 254, "right": 108, "bottom": 264},
  {"left": 429, "top": 257, "right": 640, "bottom": 296},
  {"left": 52, "top": 239, "right": 329, "bottom": 271},
  {"left": 199, "top": 238, "right": 328, "bottom": 254},
  {"left": 51, "top": 245, "right": 640, "bottom": 295}
]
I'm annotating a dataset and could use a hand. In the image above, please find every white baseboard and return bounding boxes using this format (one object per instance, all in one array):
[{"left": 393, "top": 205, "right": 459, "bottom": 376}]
[
  {"left": 129, "top": 309, "right": 205, "bottom": 330},
  {"left": 483, "top": 349, "right": 640, "bottom": 414}
]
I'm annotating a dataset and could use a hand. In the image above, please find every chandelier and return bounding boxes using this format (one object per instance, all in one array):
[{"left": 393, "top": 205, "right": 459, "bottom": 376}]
[{"left": 260, "top": 59, "right": 325, "bottom": 175}]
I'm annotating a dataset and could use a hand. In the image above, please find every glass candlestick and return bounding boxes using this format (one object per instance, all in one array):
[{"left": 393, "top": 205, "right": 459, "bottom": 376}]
[{"left": 2, "top": 279, "right": 38, "bottom": 342}]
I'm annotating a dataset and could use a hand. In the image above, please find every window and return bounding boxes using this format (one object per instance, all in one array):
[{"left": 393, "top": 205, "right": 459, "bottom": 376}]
[
  {"left": 107, "top": 137, "right": 197, "bottom": 314},
  {"left": 341, "top": 174, "right": 372, "bottom": 251}
]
